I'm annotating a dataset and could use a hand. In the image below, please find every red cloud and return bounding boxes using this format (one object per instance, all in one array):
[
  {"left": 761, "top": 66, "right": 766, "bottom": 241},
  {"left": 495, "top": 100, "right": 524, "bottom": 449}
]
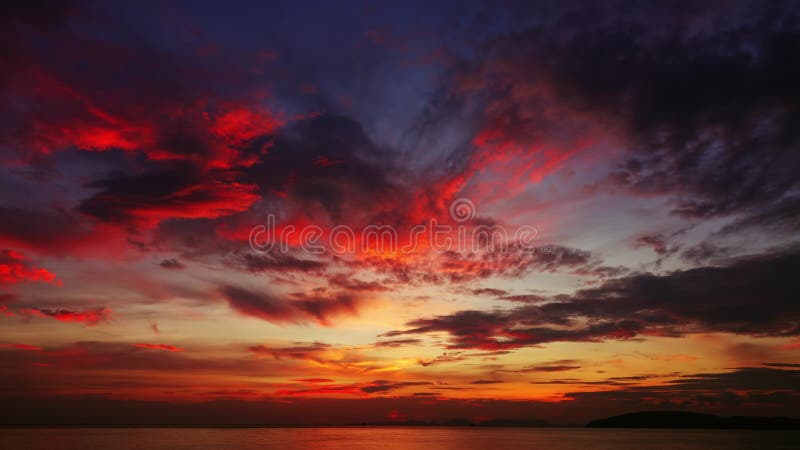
[
  {"left": 78, "top": 167, "right": 261, "bottom": 228},
  {"left": 6, "top": 56, "right": 281, "bottom": 171},
  {"left": 21, "top": 307, "right": 109, "bottom": 325},
  {"left": 0, "top": 249, "right": 60, "bottom": 286},
  {"left": 0, "top": 25, "right": 283, "bottom": 237},
  {"left": 0, "top": 343, "right": 42, "bottom": 351},
  {"left": 134, "top": 343, "right": 184, "bottom": 352},
  {"left": 210, "top": 106, "right": 281, "bottom": 149}
]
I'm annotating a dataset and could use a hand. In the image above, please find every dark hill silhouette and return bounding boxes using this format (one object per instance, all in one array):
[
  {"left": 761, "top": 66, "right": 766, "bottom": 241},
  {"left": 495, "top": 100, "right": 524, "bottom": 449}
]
[{"left": 587, "top": 411, "right": 800, "bottom": 429}]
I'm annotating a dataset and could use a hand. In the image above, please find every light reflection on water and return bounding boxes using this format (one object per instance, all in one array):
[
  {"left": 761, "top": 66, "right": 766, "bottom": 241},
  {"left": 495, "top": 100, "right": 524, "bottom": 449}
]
[{"left": 2, "top": 427, "right": 799, "bottom": 450}]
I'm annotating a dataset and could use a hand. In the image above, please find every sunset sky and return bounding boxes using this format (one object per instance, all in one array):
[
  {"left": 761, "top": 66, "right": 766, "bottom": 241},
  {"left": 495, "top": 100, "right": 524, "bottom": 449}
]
[{"left": 1, "top": 0, "right": 799, "bottom": 426}]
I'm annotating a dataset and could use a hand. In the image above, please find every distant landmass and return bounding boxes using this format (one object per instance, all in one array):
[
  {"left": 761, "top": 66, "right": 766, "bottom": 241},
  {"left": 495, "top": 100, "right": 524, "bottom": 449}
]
[
  {"left": 587, "top": 411, "right": 800, "bottom": 430},
  {"left": 349, "top": 418, "right": 554, "bottom": 427}
]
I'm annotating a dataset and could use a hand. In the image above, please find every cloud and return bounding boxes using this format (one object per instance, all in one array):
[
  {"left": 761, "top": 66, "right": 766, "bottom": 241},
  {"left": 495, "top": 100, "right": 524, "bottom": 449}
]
[
  {"left": 469, "top": 288, "right": 508, "bottom": 297},
  {"left": 247, "top": 342, "right": 332, "bottom": 362},
  {"left": 2, "top": 0, "right": 799, "bottom": 426},
  {"left": 447, "top": 2, "right": 800, "bottom": 235},
  {"left": 0, "top": 1, "right": 289, "bottom": 255},
  {"left": 418, "top": 352, "right": 467, "bottom": 367},
  {"left": 718, "top": 194, "right": 800, "bottom": 235},
  {"left": 19, "top": 307, "right": 109, "bottom": 325},
  {"left": 385, "top": 246, "right": 800, "bottom": 349},
  {"left": 372, "top": 338, "right": 422, "bottom": 348},
  {"left": 158, "top": 259, "right": 185, "bottom": 270},
  {"left": 242, "top": 114, "right": 400, "bottom": 221},
  {"left": 360, "top": 380, "right": 433, "bottom": 394},
  {"left": 633, "top": 233, "right": 680, "bottom": 257},
  {"left": 237, "top": 252, "right": 326, "bottom": 274},
  {"left": 762, "top": 362, "right": 800, "bottom": 368},
  {"left": 79, "top": 162, "right": 259, "bottom": 227},
  {"left": 274, "top": 384, "right": 365, "bottom": 396},
  {"left": 665, "top": 366, "right": 800, "bottom": 391},
  {"left": 436, "top": 245, "right": 595, "bottom": 282},
  {"left": 328, "top": 273, "right": 389, "bottom": 292},
  {"left": 0, "top": 341, "right": 308, "bottom": 392},
  {"left": 569, "top": 367, "right": 800, "bottom": 401},
  {"left": 0, "top": 249, "right": 59, "bottom": 285},
  {"left": 552, "top": 366, "right": 800, "bottom": 421},
  {"left": 680, "top": 242, "right": 733, "bottom": 265},
  {"left": 0, "top": 343, "right": 42, "bottom": 351},
  {"left": 356, "top": 244, "right": 612, "bottom": 288},
  {"left": 270, "top": 379, "right": 434, "bottom": 396},
  {"left": 507, "top": 360, "right": 582, "bottom": 373},
  {"left": 498, "top": 294, "right": 549, "bottom": 303},
  {"left": 0, "top": 207, "right": 100, "bottom": 256},
  {"left": 0, "top": 0, "right": 280, "bottom": 169},
  {"left": 134, "top": 343, "right": 184, "bottom": 352},
  {"left": 220, "top": 285, "right": 363, "bottom": 326}
]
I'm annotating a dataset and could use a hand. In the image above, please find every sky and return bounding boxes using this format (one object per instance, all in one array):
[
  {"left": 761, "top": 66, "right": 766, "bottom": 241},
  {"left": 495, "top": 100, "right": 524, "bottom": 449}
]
[{"left": 1, "top": 0, "right": 799, "bottom": 426}]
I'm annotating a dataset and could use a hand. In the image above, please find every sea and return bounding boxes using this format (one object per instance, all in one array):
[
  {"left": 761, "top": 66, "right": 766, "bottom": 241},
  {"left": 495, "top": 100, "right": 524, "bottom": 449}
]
[{"left": 1, "top": 427, "right": 799, "bottom": 449}]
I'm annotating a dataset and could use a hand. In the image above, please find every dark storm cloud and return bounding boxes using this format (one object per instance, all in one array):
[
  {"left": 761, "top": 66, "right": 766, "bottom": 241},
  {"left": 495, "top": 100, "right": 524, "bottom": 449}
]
[
  {"left": 633, "top": 233, "right": 680, "bottom": 257},
  {"left": 220, "top": 285, "right": 363, "bottom": 325},
  {"left": 498, "top": 294, "right": 549, "bottom": 303},
  {"left": 158, "top": 258, "right": 185, "bottom": 270},
  {"left": 0, "top": 1, "right": 77, "bottom": 86},
  {"left": 564, "top": 367, "right": 800, "bottom": 411},
  {"left": 432, "top": 244, "right": 606, "bottom": 283},
  {"left": 236, "top": 252, "right": 326, "bottom": 273},
  {"left": 717, "top": 194, "right": 800, "bottom": 234},
  {"left": 385, "top": 246, "right": 800, "bottom": 349},
  {"left": 666, "top": 366, "right": 800, "bottom": 391},
  {"left": 338, "top": 243, "right": 609, "bottom": 288},
  {"left": 327, "top": 273, "right": 390, "bottom": 292},
  {"left": 584, "top": 10, "right": 798, "bottom": 221},
  {"left": 0, "top": 206, "right": 90, "bottom": 254},
  {"left": 680, "top": 241, "right": 734, "bottom": 265},
  {"left": 762, "top": 362, "right": 800, "bottom": 368},
  {"left": 78, "top": 161, "right": 258, "bottom": 225},
  {"left": 243, "top": 114, "right": 400, "bottom": 221},
  {"left": 459, "top": 1, "right": 800, "bottom": 233},
  {"left": 79, "top": 165, "right": 199, "bottom": 222}
]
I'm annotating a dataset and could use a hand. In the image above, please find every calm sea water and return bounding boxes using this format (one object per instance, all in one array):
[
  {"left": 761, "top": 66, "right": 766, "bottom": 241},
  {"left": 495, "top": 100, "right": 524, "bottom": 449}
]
[{"left": 1, "top": 427, "right": 799, "bottom": 449}]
